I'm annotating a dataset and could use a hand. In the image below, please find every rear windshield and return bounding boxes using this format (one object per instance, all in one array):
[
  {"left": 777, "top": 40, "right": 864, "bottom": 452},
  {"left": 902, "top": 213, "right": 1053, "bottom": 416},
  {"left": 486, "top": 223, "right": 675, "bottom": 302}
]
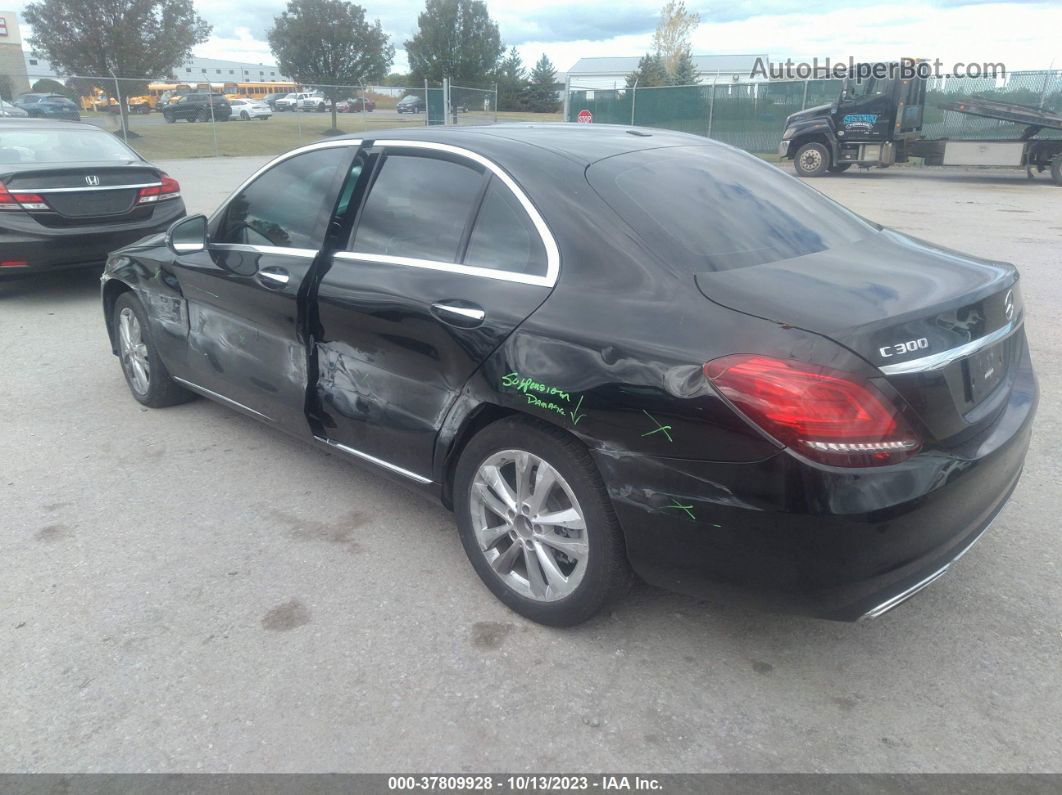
[
  {"left": 587, "top": 145, "right": 874, "bottom": 271},
  {"left": 0, "top": 129, "right": 138, "bottom": 164}
]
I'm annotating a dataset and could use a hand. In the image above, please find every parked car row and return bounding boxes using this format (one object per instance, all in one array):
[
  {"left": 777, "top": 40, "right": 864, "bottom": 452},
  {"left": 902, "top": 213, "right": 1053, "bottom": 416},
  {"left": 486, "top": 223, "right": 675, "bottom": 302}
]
[
  {"left": 7, "top": 93, "right": 81, "bottom": 121},
  {"left": 267, "top": 91, "right": 376, "bottom": 113}
]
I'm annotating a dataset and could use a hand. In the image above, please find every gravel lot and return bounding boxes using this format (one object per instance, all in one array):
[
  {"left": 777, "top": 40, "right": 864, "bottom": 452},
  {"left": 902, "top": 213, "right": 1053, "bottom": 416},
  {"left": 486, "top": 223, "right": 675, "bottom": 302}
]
[{"left": 1, "top": 157, "right": 1059, "bottom": 773}]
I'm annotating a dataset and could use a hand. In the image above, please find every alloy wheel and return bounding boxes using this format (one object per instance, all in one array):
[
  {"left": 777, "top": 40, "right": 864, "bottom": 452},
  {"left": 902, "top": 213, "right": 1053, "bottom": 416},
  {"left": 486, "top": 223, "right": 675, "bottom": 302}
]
[
  {"left": 118, "top": 307, "right": 151, "bottom": 395},
  {"left": 469, "top": 450, "right": 589, "bottom": 602}
]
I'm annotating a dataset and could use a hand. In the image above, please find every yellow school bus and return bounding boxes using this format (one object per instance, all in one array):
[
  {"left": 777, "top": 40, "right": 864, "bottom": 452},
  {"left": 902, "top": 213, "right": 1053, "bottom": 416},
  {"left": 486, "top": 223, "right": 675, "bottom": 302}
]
[{"left": 233, "top": 80, "right": 299, "bottom": 100}]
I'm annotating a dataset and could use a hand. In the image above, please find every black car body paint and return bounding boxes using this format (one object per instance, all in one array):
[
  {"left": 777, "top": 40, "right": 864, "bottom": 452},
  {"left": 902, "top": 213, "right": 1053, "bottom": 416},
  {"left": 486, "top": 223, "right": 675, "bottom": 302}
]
[
  {"left": 100, "top": 125, "right": 1037, "bottom": 620},
  {"left": 0, "top": 119, "right": 186, "bottom": 277}
]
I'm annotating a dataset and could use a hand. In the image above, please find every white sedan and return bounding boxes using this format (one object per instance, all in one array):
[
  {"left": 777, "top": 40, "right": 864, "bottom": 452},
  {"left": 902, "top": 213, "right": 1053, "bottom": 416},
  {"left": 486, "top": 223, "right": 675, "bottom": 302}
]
[{"left": 229, "top": 98, "right": 272, "bottom": 120}]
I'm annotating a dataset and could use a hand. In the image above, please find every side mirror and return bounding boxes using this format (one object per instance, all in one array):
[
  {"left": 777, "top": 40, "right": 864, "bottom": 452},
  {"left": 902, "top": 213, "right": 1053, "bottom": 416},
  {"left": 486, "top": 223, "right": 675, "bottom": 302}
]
[{"left": 167, "top": 214, "right": 208, "bottom": 254}]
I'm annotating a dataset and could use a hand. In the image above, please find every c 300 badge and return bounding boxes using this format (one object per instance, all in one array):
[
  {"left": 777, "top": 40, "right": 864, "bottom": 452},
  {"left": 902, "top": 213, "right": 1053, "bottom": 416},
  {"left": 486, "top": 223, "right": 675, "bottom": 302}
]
[{"left": 879, "top": 337, "right": 929, "bottom": 359}]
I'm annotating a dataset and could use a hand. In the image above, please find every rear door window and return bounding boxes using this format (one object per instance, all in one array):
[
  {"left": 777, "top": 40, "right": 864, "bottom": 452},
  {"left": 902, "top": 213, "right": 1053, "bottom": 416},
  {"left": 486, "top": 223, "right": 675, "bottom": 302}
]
[
  {"left": 464, "top": 177, "right": 547, "bottom": 277},
  {"left": 587, "top": 145, "right": 874, "bottom": 271},
  {"left": 351, "top": 152, "right": 484, "bottom": 262}
]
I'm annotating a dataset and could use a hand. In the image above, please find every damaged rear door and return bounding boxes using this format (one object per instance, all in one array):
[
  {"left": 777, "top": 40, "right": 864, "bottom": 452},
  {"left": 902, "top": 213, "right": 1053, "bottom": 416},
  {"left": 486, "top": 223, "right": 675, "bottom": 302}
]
[{"left": 312, "top": 142, "right": 557, "bottom": 480}]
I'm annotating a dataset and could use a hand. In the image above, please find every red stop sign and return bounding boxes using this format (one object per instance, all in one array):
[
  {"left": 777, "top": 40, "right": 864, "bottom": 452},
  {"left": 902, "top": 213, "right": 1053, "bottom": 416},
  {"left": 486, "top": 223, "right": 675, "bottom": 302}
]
[{"left": 577, "top": 109, "right": 592, "bottom": 124}]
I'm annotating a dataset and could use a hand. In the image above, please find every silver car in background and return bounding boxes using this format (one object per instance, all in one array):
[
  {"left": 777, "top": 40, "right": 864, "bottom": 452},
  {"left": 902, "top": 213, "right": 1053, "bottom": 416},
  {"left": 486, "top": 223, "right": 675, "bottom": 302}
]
[{"left": 0, "top": 99, "right": 29, "bottom": 118}]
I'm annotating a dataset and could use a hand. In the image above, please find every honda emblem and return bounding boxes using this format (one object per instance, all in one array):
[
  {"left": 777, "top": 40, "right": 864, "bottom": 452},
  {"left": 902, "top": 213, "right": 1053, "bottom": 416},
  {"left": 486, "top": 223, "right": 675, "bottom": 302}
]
[{"left": 85, "top": 175, "right": 100, "bottom": 186}]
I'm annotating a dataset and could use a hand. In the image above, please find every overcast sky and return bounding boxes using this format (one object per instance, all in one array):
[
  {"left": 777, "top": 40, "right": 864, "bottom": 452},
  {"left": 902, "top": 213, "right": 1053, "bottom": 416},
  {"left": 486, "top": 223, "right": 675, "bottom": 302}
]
[{"left": 15, "top": 0, "right": 1062, "bottom": 75}]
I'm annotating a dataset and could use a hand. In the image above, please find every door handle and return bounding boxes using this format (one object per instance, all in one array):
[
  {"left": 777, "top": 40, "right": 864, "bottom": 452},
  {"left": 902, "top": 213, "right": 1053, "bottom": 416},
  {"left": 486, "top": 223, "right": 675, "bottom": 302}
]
[
  {"left": 431, "top": 302, "right": 486, "bottom": 327},
  {"left": 257, "top": 266, "right": 290, "bottom": 287}
]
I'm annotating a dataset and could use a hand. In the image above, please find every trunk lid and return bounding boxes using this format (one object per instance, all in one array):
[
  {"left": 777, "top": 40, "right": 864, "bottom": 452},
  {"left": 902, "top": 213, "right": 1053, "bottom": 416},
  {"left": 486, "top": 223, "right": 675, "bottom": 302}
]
[
  {"left": 3, "top": 166, "right": 160, "bottom": 225},
  {"left": 695, "top": 229, "right": 1023, "bottom": 442}
]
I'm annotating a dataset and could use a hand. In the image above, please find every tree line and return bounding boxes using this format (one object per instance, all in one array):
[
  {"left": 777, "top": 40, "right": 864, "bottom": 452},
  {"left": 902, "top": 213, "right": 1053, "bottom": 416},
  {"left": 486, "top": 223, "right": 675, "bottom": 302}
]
[{"left": 20, "top": 0, "right": 561, "bottom": 127}]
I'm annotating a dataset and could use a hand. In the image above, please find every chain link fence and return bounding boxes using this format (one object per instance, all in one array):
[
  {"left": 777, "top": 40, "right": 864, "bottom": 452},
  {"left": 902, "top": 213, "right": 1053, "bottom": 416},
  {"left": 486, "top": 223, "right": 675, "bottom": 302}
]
[
  {"left": 450, "top": 85, "right": 497, "bottom": 126},
  {"left": 568, "top": 70, "right": 1062, "bottom": 152},
  {"left": 7, "top": 74, "right": 499, "bottom": 160}
]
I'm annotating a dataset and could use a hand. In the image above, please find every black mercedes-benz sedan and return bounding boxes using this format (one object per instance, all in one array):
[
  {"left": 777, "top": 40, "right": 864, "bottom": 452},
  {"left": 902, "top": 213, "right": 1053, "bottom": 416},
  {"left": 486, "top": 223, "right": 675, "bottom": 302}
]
[
  {"left": 0, "top": 119, "right": 185, "bottom": 278},
  {"left": 99, "top": 125, "right": 1037, "bottom": 626}
]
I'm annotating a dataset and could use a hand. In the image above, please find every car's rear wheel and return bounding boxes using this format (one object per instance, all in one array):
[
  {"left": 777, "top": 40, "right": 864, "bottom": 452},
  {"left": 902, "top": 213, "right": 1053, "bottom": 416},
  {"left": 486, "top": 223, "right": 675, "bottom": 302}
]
[
  {"left": 794, "top": 142, "right": 831, "bottom": 177},
  {"left": 164, "top": 113, "right": 175, "bottom": 123},
  {"left": 113, "top": 293, "right": 193, "bottom": 408},
  {"left": 454, "top": 418, "right": 630, "bottom": 626},
  {"left": 240, "top": 110, "right": 250, "bottom": 120}
]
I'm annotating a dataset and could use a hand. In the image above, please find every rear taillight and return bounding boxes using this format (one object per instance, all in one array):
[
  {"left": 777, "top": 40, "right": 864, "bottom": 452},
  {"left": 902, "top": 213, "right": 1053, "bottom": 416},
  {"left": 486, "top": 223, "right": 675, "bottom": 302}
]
[
  {"left": 0, "top": 181, "right": 48, "bottom": 211},
  {"left": 137, "top": 174, "right": 180, "bottom": 205},
  {"left": 704, "top": 354, "right": 920, "bottom": 467}
]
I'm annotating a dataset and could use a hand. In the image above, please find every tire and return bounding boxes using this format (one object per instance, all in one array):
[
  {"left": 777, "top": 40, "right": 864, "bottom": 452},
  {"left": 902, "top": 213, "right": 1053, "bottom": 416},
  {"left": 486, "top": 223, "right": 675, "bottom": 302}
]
[
  {"left": 112, "top": 292, "right": 194, "bottom": 408},
  {"left": 240, "top": 111, "right": 250, "bottom": 120},
  {"left": 827, "top": 163, "right": 851, "bottom": 173},
  {"left": 453, "top": 417, "right": 631, "bottom": 626},
  {"left": 794, "top": 142, "right": 831, "bottom": 177},
  {"left": 1051, "top": 154, "right": 1062, "bottom": 186},
  {"left": 164, "top": 113, "right": 175, "bottom": 123},
  {"left": 197, "top": 108, "right": 210, "bottom": 122}
]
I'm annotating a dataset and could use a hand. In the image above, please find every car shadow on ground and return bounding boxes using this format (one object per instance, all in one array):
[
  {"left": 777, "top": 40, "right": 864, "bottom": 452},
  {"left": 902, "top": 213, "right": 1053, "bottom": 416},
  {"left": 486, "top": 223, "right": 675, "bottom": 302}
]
[{"left": 0, "top": 267, "right": 103, "bottom": 303}]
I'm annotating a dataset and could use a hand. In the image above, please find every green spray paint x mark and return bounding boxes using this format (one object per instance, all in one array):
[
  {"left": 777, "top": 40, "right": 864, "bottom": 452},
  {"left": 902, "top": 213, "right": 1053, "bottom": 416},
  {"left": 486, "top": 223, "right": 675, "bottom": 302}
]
[
  {"left": 641, "top": 410, "right": 673, "bottom": 442},
  {"left": 666, "top": 499, "right": 696, "bottom": 521}
]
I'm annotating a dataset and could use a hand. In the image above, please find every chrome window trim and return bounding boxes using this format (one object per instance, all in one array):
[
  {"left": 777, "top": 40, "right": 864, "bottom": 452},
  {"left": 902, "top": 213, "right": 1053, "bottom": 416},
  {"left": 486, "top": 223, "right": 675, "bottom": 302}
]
[
  {"left": 172, "top": 377, "right": 273, "bottom": 421},
  {"left": 335, "top": 251, "right": 550, "bottom": 287},
  {"left": 19, "top": 182, "right": 161, "bottom": 193},
  {"left": 211, "top": 242, "right": 318, "bottom": 258},
  {"left": 879, "top": 317, "right": 1023, "bottom": 375},
  {"left": 343, "top": 139, "right": 559, "bottom": 288},
  {"left": 314, "top": 436, "right": 432, "bottom": 484},
  {"left": 208, "top": 138, "right": 363, "bottom": 225}
]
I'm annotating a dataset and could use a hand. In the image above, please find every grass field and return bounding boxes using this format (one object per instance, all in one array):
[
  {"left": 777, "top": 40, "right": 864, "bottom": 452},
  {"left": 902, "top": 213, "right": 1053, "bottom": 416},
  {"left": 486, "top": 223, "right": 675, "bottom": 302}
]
[{"left": 85, "top": 109, "right": 565, "bottom": 161}]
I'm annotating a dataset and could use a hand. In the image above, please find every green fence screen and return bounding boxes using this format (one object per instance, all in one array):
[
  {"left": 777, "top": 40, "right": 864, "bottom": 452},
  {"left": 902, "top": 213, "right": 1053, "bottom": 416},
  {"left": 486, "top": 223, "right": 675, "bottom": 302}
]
[{"left": 568, "top": 70, "right": 1062, "bottom": 152}]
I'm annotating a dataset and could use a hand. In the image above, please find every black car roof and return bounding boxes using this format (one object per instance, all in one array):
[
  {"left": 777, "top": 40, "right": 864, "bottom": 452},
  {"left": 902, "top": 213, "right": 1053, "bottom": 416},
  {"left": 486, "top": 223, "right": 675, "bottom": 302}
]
[{"left": 351, "top": 123, "right": 721, "bottom": 166}]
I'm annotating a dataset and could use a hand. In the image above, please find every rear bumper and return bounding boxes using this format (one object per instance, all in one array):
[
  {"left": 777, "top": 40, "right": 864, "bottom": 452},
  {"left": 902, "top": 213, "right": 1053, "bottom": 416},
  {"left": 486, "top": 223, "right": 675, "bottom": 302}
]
[
  {"left": 594, "top": 350, "right": 1038, "bottom": 621},
  {"left": 0, "top": 201, "right": 184, "bottom": 279}
]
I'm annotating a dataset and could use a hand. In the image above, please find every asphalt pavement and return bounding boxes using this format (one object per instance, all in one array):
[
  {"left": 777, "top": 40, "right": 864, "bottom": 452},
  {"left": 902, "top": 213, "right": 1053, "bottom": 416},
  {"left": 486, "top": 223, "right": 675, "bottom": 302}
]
[{"left": 1, "top": 158, "right": 1059, "bottom": 772}]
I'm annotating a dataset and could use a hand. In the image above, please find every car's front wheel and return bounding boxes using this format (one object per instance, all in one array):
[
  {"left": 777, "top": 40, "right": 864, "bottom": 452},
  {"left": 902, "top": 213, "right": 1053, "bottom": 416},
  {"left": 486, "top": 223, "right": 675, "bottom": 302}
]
[
  {"left": 113, "top": 292, "right": 193, "bottom": 408},
  {"left": 240, "top": 110, "right": 250, "bottom": 120},
  {"left": 454, "top": 417, "right": 630, "bottom": 626}
]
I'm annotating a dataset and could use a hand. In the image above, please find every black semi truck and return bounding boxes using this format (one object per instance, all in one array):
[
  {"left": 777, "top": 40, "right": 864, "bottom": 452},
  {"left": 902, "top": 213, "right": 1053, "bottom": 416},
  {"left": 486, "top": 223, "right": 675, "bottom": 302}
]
[{"left": 778, "top": 64, "right": 1062, "bottom": 185}]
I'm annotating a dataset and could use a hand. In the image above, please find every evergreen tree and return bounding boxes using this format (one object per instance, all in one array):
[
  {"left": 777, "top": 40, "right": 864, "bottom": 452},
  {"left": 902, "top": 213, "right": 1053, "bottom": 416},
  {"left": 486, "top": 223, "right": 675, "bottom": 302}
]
[
  {"left": 626, "top": 53, "right": 668, "bottom": 88},
  {"left": 669, "top": 49, "right": 698, "bottom": 86},
  {"left": 523, "top": 53, "right": 559, "bottom": 113},
  {"left": 495, "top": 47, "right": 527, "bottom": 111}
]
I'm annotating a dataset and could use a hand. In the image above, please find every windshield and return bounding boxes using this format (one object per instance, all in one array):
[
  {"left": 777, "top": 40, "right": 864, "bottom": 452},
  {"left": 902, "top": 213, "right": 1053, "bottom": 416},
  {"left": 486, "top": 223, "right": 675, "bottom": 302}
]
[
  {"left": 587, "top": 145, "right": 874, "bottom": 271},
  {"left": 0, "top": 129, "right": 139, "bottom": 164}
]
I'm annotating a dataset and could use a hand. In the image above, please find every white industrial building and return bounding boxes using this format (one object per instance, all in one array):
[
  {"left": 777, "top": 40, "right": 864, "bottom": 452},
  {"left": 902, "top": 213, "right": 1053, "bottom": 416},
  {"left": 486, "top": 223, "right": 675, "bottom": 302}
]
[
  {"left": 22, "top": 52, "right": 290, "bottom": 84},
  {"left": 565, "top": 54, "right": 769, "bottom": 90}
]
